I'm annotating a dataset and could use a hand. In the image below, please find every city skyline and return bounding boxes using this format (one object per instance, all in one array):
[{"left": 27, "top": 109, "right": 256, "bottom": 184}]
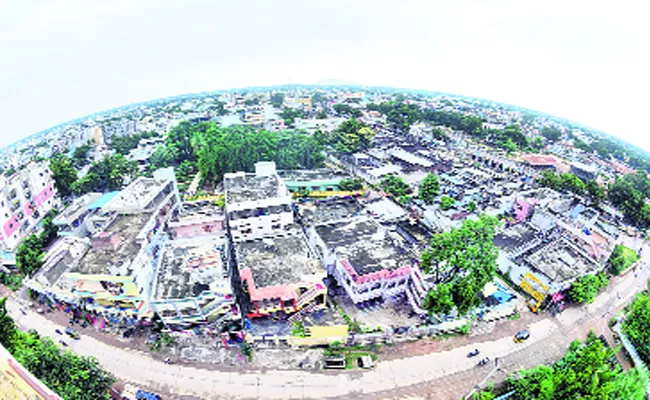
[{"left": 1, "top": 0, "right": 647, "bottom": 150}]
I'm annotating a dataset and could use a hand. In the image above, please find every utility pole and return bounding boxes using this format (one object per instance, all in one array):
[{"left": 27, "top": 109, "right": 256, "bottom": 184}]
[{"left": 463, "top": 358, "right": 500, "bottom": 399}]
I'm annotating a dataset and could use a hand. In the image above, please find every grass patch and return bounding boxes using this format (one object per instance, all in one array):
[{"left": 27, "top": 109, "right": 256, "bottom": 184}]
[{"left": 324, "top": 343, "right": 378, "bottom": 369}]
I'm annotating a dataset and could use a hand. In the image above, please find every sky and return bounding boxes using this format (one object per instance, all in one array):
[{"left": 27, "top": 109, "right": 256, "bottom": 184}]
[{"left": 1, "top": 0, "right": 648, "bottom": 151}]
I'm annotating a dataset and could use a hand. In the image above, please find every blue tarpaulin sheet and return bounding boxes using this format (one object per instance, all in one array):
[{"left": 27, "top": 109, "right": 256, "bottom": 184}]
[{"left": 87, "top": 191, "right": 120, "bottom": 210}]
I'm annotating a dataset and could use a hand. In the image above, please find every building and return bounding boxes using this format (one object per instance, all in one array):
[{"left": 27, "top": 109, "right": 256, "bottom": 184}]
[
  {"left": 0, "top": 344, "right": 62, "bottom": 400},
  {"left": 294, "top": 117, "right": 345, "bottom": 134},
  {"left": 168, "top": 200, "right": 225, "bottom": 239},
  {"left": 309, "top": 215, "right": 413, "bottom": 304},
  {"left": 224, "top": 162, "right": 293, "bottom": 242},
  {"left": 570, "top": 162, "right": 598, "bottom": 181},
  {"left": 277, "top": 169, "right": 351, "bottom": 194},
  {"left": 151, "top": 236, "right": 240, "bottom": 330},
  {"left": 61, "top": 172, "right": 181, "bottom": 321},
  {"left": 52, "top": 192, "right": 103, "bottom": 237},
  {"left": 264, "top": 119, "right": 285, "bottom": 132},
  {"left": 235, "top": 228, "right": 327, "bottom": 319},
  {"left": 0, "top": 162, "right": 59, "bottom": 266},
  {"left": 102, "top": 119, "right": 137, "bottom": 139},
  {"left": 87, "top": 126, "right": 104, "bottom": 146}
]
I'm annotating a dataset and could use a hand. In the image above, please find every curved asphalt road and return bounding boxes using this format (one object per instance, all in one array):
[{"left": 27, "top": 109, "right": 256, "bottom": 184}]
[{"left": 5, "top": 238, "right": 648, "bottom": 399}]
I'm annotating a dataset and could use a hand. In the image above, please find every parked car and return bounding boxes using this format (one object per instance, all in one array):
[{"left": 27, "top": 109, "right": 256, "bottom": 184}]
[
  {"left": 514, "top": 330, "right": 530, "bottom": 343},
  {"left": 136, "top": 389, "right": 161, "bottom": 400},
  {"left": 65, "top": 327, "right": 80, "bottom": 340}
]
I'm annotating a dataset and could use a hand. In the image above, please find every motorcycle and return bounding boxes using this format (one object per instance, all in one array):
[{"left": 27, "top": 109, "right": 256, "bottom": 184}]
[
  {"left": 477, "top": 357, "right": 490, "bottom": 366},
  {"left": 59, "top": 340, "right": 68, "bottom": 347},
  {"left": 55, "top": 329, "right": 63, "bottom": 335},
  {"left": 467, "top": 349, "right": 480, "bottom": 358}
]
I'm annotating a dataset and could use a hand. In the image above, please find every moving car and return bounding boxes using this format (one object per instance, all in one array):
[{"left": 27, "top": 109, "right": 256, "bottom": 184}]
[
  {"left": 514, "top": 330, "right": 530, "bottom": 343},
  {"left": 65, "top": 327, "right": 80, "bottom": 340}
]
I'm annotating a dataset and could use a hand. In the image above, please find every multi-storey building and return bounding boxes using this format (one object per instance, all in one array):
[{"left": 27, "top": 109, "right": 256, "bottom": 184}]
[
  {"left": 151, "top": 236, "right": 240, "bottom": 330},
  {"left": 224, "top": 162, "right": 293, "bottom": 242},
  {"left": 235, "top": 227, "right": 327, "bottom": 320},
  {"left": 0, "top": 162, "right": 59, "bottom": 266},
  {"left": 61, "top": 170, "right": 181, "bottom": 320}
]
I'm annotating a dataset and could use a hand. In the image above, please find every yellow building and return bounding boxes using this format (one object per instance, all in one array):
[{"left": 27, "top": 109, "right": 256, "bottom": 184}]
[{"left": 0, "top": 344, "right": 61, "bottom": 400}]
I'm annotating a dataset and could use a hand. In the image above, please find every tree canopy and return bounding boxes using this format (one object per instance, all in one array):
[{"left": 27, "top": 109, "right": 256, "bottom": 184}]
[
  {"left": 330, "top": 119, "right": 376, "bottom": 153},
  {"left": 420, "top": 215, "right": 500, "bottom": 315},
  {"left": 569, "top": 272, "right": 609, "bottom": 304},
  {"left": 270, "top": 93, "right": 284, "bottom": 107},
  {"left": 541, "top": 126, "right": 562, "bottom": 142},
  {"left": 505, "top": 332, "right": 646, "bottom": 400},
  {"left": 190, "top": 123, "right": 324, "bottom": 184},
  {"left": 418, "top": 173, "right": 440, "bottom": 204},
  {"left": 279, "top": 108, "right": 305, "bottom": 125},
  {"left": 72, "top": 143, "right": 92, "bottom": 168},
  {"left": 440, "top": 195, "right": 455, "bottom": 211},
  {"left": 338, "top": 178, "right": 364, "bottom": 191},
  {"left": 608, "top": 244, "right": 640, "bottom": 276},
  {"left": 333, "top": 103, "right": 362, "bottom": 118},
  {"left": 0, "top": 298, "right": 115, "bottom": 399},
  {"left": 623, "top": 292, "right": 650, "bottom": 366},
  {"left": 108, "top": 131, "right": 157, "bottom": 155},
  {"left": 71, "top": 154, "right": 137, "bottom": 195},
  {"left": 50, "top": 155, "right": 78, "bottom": 198},
  {"left": 608, "top": 171, "right": 650, "bottom": 228},
  {"left": 380, "top": 174, "right": 411, "bottom": 198}
]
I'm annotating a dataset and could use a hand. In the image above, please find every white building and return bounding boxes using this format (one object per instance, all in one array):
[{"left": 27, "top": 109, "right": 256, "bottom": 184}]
[
  {"left": 224, "top": 162, "right": 293, "bottom": 242},
  {"left": 0, "top": 162, "right": 59, "bottom": 265}
]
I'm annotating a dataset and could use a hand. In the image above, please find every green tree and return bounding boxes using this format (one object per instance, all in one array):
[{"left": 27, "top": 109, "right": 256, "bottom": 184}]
[
  {"left": 279, "top": 108, "right": 305, "bottom": 125},
  {"left": 333, "top": 103, "right": 362, "bottom": 118},
  {"left": 71, "top": 154, "right": 136, "bottom": 195},
  {"left": 623, "top": 292, "right": 650, "bottom": 365},
  {"left": 50, "top": 154, "right": 78, "bottom": 197},
  {"left": 423, "top": 283, "right": 454, "bottom": 315},
  {"left": 316, "top": 109, "right": 328, "bottom": 119},
  {"left": 72, "top": 143, "right": 92, "bottom": 168},
  {"left": 330, "top": 119, "right": 376, "bottom": 153},
  {"left": 40, "top": 208, "right": 59, "bottom": 247},
  {"left": 532, "top": 136, "right": 545, "bottom": 151},
  {"left": 569, "top": 272, "right": 610, "bottom": 304},
  {"left": 338, "top": 178, "right": 364, "bottom": 191},
  {"left": 608, "top": 244, "right": 640, "bottom": 276},
  {"left": 15, "top": 234, "right": 44, "bottom": 277},
  {"left": 506, "top": 332, "right": 646, "bottom": 400},
  {"left": 420, "top": 215, "right": 500, "bottom": 315},
  {"left": 418, "top": 173, "right": 440, "bottom": 204},
  {"left": 585, "top": 180, "right": 606, "bottom": 203},
  {"left": 149, "top": 145, "right": 179, "bottom": 170},
  {"left": 541, "top": 126, "right": 562, "bottom": 142},
  {"left": 380, "top": 174, "right": 411, "bottom": 198},
  {"left": 0, "top": 298, "right": 17, "bottom": 352},
  {"left": 440, "top": 195, "right": 455, "bottom": 210},
  {"left": 467, "top": 201, "right": 477, "bottom": 213},
  {"left": 270, "top": 93, "right": 284, "bottom": 107}
]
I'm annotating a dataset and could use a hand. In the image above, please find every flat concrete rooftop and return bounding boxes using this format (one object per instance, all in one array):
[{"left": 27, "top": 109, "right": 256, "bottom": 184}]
[
  {"left": 224, "top": 174, "right": 285, "bottom": 204},
  {"left": 315, "top": 217, "right": 411, "bottom": 275},
  {"left": 494, "top": 223, "right": 538, "bottom": 252},
  {"left": 71, "top": 213, "right": 151, "bottom": 275},
  {"left": 298, "top": 197, "right": 362, "bottom": 225},
  {"left": 277, "top": 169, "right": 349, "bottom": 182},
  {"left": 172, "top": 200, "right": 223, "bottom": 223},
  {"left": 523, "top": 237, "right": 599, "bottom": 283},
  {"left": 236, "top": 230, "right": 323, "bottom": 288},
  {"left": 154, "top": 238, "right": 227, "bottom": 300}
]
